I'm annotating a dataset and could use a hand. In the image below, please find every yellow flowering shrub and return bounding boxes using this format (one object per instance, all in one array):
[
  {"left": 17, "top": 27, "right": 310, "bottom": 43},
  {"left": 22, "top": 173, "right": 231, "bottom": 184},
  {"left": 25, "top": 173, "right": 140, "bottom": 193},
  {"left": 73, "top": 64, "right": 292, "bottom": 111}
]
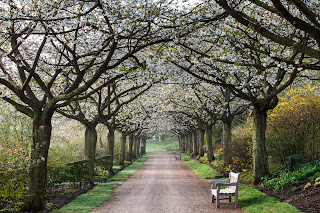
[{"left": 267, "top": 84, "right": 320, "bottom": 163}]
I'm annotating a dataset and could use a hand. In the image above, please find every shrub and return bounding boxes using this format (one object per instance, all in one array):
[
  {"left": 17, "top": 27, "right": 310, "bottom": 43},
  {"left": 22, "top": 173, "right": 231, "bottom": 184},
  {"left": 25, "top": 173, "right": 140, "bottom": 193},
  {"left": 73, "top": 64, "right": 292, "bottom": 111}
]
[
  {"left": 285, "top": 154, "right": 304, "bottom": 171},
  {"left": 47, "top": 164, "right": 72, "bottom": 187},
  {"left": 47, "top": 156, "right": 113, "bottom": 187},
  {"left": 266, "top": 132, "right": 305, "bottom": 164},
  {"left": 226, "top": 159, "right": 246, "bottom": 172},
  {"left": 267, "top": 85, "right": 320, "bottom": 163},
  {"left": 226, "top": 124, "right": 252, "bottom": 172},
  {"left": 211, "top": 148, "right": 224, "bottom": 167},
  {"left": 214, "top": 148, "right": 223, "bottom": 161},
  {"left": 262, "top": 161, "right": 320, "bottom": 191},
  {"left": 0, "top": 146, "right": 30, "bottom": 211},
  {"left": 95, "top": 156, "right": 112, "bottom": 173}
]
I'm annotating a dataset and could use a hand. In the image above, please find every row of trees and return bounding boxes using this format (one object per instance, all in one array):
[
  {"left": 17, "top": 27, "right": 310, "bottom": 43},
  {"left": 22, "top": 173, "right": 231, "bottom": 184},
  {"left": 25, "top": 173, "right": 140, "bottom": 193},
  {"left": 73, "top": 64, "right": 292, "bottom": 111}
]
[
  {"left": 0, "top": 0, "right": 191, "bottom": 210},
  {"left": 165, "top": 0, "right": 320, "bottom": 184},
  {"left": 0, "top": 0, "right": 319, "bottom": 211}
]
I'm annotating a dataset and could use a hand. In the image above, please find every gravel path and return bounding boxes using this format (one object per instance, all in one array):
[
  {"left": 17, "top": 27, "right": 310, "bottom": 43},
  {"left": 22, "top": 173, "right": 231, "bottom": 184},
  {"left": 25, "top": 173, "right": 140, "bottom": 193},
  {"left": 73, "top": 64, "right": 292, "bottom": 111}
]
[{"left": 91, "top": 152, "right": 241, "bottom": 213}]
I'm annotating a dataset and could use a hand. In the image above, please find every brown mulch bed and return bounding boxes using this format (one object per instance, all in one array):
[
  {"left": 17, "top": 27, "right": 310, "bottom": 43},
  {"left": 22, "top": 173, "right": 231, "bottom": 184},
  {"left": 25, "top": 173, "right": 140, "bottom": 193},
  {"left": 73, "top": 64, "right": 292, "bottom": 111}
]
[
  {"left": 257, "top": 179, "right": 320, "bottom": 213},
  {"left": 42, "top": 183, "right": 95, "bottom": 212}
]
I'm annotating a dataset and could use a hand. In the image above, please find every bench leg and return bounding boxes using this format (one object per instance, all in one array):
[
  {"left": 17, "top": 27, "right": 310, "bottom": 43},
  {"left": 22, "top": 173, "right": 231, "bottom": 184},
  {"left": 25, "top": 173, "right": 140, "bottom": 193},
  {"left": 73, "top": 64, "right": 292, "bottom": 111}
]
[
  {"left": 216, "top": 194, "right": 220, "bottom": 208},
  {"left": 235, "top": 194, "right": 238, "bottom": 208},
  {"left": 212, "top": 195, "right": 215, "bottom": 203}
]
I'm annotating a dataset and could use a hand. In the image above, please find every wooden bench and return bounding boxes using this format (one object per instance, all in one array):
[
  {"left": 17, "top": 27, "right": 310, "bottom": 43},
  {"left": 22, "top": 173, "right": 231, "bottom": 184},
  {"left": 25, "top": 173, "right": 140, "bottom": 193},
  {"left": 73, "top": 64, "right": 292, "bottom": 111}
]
[
  {"left": 175, "top": 150, "right": 181, "bottom": 160},
  {"left": 210, "top": 171, "right": 240, "bottom": 208},
  {"left": 166, "top": 146, "right": 171, "bottom": 151},
  {"left": 171, "top": 149, "right": 181, "bottom": 160}
]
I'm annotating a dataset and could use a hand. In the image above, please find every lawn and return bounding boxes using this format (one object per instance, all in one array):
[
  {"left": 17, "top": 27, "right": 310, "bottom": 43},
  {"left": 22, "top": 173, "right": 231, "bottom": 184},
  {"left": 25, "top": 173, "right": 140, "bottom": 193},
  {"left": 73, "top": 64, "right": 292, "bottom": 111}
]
[{"left": 146, "top": 137, "right": 179, "bottom": 153}]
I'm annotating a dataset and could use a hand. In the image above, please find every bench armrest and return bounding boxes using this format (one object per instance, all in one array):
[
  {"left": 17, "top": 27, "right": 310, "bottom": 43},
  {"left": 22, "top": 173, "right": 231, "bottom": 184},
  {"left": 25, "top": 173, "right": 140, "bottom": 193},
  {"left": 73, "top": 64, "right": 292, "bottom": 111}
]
[
  {"left": 210, "top": 179, "right": 229, "bottom": 185},
  {"left": 216, "top": 182, "right": 238, "bottom": 187},
  {"left": 210, "top": 179, "right": 230, "bottom": 189}
]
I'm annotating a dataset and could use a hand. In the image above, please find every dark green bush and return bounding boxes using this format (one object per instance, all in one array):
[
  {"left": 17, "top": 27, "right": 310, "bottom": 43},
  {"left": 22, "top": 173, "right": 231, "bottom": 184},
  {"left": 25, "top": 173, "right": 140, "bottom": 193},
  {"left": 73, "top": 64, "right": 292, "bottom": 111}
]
[
  {"left": 47, "top": 160, "right": 90, "bottom": 187},
  {"left": 47, "top": 164, "right": 72, "bottom": 187},
  {"left": 285, "top": 154, "right": 304, "bottom": 171},
  {"left": 47, "top": 156, "right": 112, "bottom": 187},
  {"left": 266, "top": 132, "right": 305, "bottom": 164},
  {"left": 95, "top": 156, "right": 112, "bottom": 173},
  {"left": 67, "top": 159, "right": 90, "bottom": 183}
]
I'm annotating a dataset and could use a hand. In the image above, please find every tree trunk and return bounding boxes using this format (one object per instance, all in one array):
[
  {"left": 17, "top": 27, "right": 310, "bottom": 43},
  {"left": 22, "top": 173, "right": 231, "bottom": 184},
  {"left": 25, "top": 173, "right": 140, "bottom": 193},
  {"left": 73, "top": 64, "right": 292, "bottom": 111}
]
[
  {"left": 141, "top": 138, "right": 147, "bottom": 155},
  {"left": 136, "top": 137, "right": 141, "bottom": 157},
  {"left": 133, "top": 136, "right": 137, "bottom": 160},
  {"left": 188, "top": 132, "right": 193, "bottom": 154},
  {"left": 199, "top": 129, "right": 205, "bottom": 157},
  {"left": 84, "top": 125, "right": 97, "bottom": 185},
  {"left": 22, "top": 110, "right": 53, "bottom": 212},
  {"left": 252, "top": 105, "right": 269, "bottom": 184},
  {"left": 120, "top": 133, "right": 126, "bottom": 166},
  {"left": 193, "top": 130, "right": 198, "bottom": 156},
  {"left": 128, "top": 134, "right": 134, "bottom": 162},
  {"left": 205, "top": 123, "right": 215, "bottom": 161},
  {"left": 185, "top": 134, "right": 189, "bottom": 153},
  {"left": 223, "top": 118, "right": 232, "bottom": 167},
  {"left": 181, "top": 135, "right": 185, "bottom": 153},
  {"left": 108, "top": 128, "right": 115, "bottom": 174}
]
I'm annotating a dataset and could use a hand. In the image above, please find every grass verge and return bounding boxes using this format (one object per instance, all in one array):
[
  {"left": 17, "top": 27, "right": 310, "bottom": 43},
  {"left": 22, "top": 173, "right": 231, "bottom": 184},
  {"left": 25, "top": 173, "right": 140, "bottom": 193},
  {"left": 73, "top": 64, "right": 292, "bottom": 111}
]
[
  {"left": 181, "top": 154, "right": 219, "bottom": 179},
  {"left": 180, "top": 154, "right": 301, "bottom": 213},
  {"left": 238, "top": 184, "right": 301, "bottom": 213},
  {"left": 146, "top": 138, "right": 179, "bottom": 153},
  {"left": 55, "top": 154, "right": 150, "bottom": 213}
]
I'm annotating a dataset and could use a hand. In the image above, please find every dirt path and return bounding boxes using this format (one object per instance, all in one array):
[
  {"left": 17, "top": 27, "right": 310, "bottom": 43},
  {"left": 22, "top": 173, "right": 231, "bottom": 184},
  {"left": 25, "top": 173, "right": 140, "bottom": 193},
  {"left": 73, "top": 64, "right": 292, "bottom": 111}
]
[{"left": 91, "top": 152, "right": 241, "bottom": 213}]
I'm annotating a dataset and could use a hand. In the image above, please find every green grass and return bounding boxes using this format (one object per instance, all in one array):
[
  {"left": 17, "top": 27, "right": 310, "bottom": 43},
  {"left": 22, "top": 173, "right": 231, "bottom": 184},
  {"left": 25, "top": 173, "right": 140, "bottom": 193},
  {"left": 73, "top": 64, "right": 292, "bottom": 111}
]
[
  {"left": 181, "top": 154, "right": 219, "bottom": 179},
  {"left": 108, "top": 154, "right": 150, "bottom": 182},
  {"left": 54, "top": 184, "right": 119, "bottom": 213},
  {"left": 56, "top": 154, "right": 150, "bottom": 213},
  {"left": 146, "top": 138, "right": 179, "bottom": 153},
  {"left": 238, "top": 184, "right": 301, "bottom": 213},
  {"left": 181, "top": 153, "right": 301, "bottom": 213}
]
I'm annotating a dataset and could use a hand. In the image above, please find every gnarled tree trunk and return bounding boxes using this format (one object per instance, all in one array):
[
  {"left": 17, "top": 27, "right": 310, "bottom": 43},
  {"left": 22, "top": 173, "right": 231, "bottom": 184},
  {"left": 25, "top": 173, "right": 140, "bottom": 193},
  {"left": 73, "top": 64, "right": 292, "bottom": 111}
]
[
  {"left": 22, "top": 112, "right": 53, "bottom": 212},
  {"left": 84, "top": 125, "right": 98, "bottom": 185},
  {"left": 222, "top": 118, "right": 232, "bottom": 167},
  {"left": 252, "top": 105, "right": 269, "bottom": 184}
]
